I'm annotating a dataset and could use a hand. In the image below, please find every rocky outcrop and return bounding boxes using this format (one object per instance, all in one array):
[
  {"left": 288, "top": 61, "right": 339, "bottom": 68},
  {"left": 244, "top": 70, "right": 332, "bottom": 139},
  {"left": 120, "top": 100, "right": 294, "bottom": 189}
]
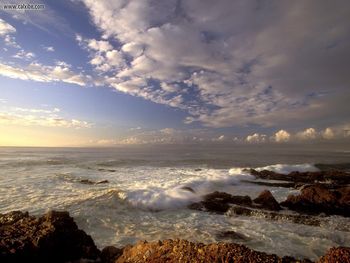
[
  {"left": 280, "top": 184, "right": 350, "bottom": 217},
  {"left": 115, "top": 239, "right": 308, "bottom": 263},
  {"left": 188, "top": 191, "right": 252, "bottom": 213},
  {"left": 0, "top": 210, "right": 100, "bottom": 263},
  {"left": 253, "top": 190, "right": 281, "bottom": 211},
  {"left": 249, "top": 169, "right": 350, "bottom": 185},
  {"left": 317, "top": 247, "right": 350, "bottom": 263}
]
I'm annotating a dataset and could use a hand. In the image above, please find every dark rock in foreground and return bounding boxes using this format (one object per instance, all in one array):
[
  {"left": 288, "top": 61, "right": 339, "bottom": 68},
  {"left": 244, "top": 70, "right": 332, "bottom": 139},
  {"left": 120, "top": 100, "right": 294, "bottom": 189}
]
[
  {"left": 280, "top": 184, "right": 350, "bottom": 217},
  {"left": 317, "top": 247, "right": 350, "bottom": 263},
  {"left": 0, "top": 210, "right": 100, "bottom": 263},
  {"left": 116, "top": 239, "right": 309, "bottom": 263}
]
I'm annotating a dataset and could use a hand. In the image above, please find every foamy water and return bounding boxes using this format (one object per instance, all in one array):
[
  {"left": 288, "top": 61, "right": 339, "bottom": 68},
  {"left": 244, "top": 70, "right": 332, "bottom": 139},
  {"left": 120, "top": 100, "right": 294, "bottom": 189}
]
[{"left": 0, "top": 146, "right": 349, "bottom": 261}]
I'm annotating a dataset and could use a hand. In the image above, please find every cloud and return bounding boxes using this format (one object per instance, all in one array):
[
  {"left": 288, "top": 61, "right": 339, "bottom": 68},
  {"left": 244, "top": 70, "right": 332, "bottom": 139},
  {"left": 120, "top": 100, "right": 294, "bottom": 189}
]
[
  {"left": 0, "top": 62, "right": 90, "bottom": 86},
  {"left": 321, "top": 127, "right": 335, "bottom": 140},
  {"left": 13, "top": 50, "right": 35, "bottom": 60},
  {"left": 246, "top": 133, "right": 267, "bottom": 143},
  {"left": 43, "top": 46, "right": 55, "bottom": 52},
  {"left": 0, "top": 18, "right": 16, "bottom": 35},
  {"left": 296, "top": 128, "right": 318, "bottom": 140},
  {"left": 79, "top": 0, "right": 350, "bottom": 129},
  {"left": 273, "top": 130, "right": 291, "bottom": 143},
  {"left": 0, "top": 106, "right": 92, "bottom": 129}
]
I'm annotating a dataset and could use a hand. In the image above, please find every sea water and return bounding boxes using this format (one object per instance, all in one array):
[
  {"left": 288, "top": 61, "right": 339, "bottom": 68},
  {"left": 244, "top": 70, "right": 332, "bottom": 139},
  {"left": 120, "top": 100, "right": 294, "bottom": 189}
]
[{"left": 0, "top": 144, "right": 349, "bottom": 260}]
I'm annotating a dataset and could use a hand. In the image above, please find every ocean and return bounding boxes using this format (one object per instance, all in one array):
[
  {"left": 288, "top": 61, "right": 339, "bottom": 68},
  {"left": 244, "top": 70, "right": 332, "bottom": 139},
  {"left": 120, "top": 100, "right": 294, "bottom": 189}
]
[{"left": 0, "top": 144, "right": 349, "bottom": 260}]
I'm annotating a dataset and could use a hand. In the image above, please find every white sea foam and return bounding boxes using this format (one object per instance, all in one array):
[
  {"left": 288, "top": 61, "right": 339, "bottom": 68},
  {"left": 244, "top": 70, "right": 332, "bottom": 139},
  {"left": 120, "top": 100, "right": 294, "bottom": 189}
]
[{"left": 255, "top": 163, "right": 319, "bottom": 174}]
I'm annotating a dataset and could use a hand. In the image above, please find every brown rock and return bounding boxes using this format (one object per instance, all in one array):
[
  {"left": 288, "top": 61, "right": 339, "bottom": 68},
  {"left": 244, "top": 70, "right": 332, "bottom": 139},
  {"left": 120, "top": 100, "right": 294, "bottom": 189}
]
[
  {"left": 115, "top": 239, "right": 306, "bottom": 263},
  {"left": 280, "top": 184, "right": 349, "bottom": 216},
  {"left": 317, "top": 247, "right": 350, "bottom": 263},
  {"left": 254, "top": 190, "right": 281, "bottom": 211},
  {"left": 0, "top": 210, "right": 100, "bottom": 263}
]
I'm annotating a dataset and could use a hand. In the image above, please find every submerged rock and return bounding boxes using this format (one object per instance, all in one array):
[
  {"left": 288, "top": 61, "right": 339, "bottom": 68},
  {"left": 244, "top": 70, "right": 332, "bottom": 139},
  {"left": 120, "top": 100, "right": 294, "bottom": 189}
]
[
  {"left": 0, "top": 210, "right": 100, "bottom": 263},
  {"left": 280, "top": 184, "right": 350, "bottom": 217},
  {"left": 80, "top": 179, "right": 109, "bottom": 185},
  {"left": 317, "top": 247, "right": 350, "bottom": 263},
  {"left": 180, "top": 186, "right": 196, "bottom": 193},
  {"left": 115, "top": 239, "right": 307, "bottom": 263},
  {"left": 253, "top": 190, "right": 281, "bottom": 211}
]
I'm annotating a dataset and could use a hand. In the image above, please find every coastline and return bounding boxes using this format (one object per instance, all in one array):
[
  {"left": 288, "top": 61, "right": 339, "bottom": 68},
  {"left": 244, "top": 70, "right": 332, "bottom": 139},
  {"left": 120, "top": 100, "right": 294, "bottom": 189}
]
[{"left": 1, "top": 169, "right": 349, "bottom": 263}]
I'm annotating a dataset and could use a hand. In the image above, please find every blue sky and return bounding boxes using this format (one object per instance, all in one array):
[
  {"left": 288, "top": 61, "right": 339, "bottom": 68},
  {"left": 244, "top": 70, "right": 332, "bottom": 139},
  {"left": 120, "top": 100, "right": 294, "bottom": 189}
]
[{"left": 0, "top": 0, "right": 350, "bottom": 146}]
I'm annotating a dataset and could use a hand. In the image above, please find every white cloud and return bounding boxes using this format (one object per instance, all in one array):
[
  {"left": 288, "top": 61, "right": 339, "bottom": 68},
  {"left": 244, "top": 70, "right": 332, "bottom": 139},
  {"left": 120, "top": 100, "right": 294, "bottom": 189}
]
[
  {"left": 0, "top": 18, "right": 16, "bottom": 35},
  {"left": 79, "top": 1, "right": 350, "bottom": 129},
  {"left": 321, "top": 127, "right": 335, "bottom": 140},
  {"left": 273, "top": 129, "right": 291, "bottom": 143},
  {"left": 246, "top": 133, "right": 267, "bottom": 143},
  {"left": 44, "top": 46, "right": 55, "bottom": 52},
  {"left": 0, "top": 62, "right": 89, "bottom": 86},
  {"left": 13, "top": 50, "right": 36, "bottom": 60},
  {"left": 296, "top": 128, "right": 318, "bottom": 140},
  {"left": 0, "top": 106, "right": 92, "bottom": 129}
]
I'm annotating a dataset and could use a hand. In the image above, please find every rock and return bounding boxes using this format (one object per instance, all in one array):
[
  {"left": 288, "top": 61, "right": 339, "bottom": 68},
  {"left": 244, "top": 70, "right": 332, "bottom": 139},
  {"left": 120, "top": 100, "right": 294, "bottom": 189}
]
[
  {"left": 96, "top": 180, "right": 109, "bottom": 184},
  {"left": 249, "top": 169, "right": 350, "bottom": 185},
  {"left": 101, "top": 246, "right": 123, "bottom": 263},
  {"left": 194, "top": 168, "right": 202, "bottom": 171},
  {"left": 80, "top": 179, "right": 109, "bottom": 185},
  {"left": 0, "top": 210, "right": 100, "bottom": 263},
  {"left": 115, "top": 239, "right": 306, "bottom": 263},
  {"left": 241, "top": 180, "right": 296, "bottom": 188},
  {"left": 216, "top": 231, "right": 249, "bottom": 241},
  {"left": 180, "top": 186, "right": 196, "bottom": 193},
  {"left": 254, "top": 190, "right": 281, "bottom": 211},
  {"left": 317, "top": 247, "right": 350, "bottom": 263},
  {"left": 228, "top": 206, "right": 322, "bottom": 227},
  {"left": 189, "top": 191, "right": 253, "bottom": 213},
  {"left": 280, "top": 184, "right": 349, "bottom": 217}
]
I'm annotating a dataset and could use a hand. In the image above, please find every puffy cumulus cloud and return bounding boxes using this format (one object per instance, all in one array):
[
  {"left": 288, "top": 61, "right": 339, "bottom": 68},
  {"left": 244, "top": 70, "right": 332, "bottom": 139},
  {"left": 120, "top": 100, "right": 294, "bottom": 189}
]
[
  {"left": 246, "top": 133, "right": 267, "bottom": 143},
  {"left": 273, "top": 130, "right": 291, "bottom": 143},
  {"left": 80, "top": 0, "right": 350, "bottom": 129},
  {"left": 0, "top": 18, "right": 16, "bottom": 35},
  {"left": 43, "top": 46, "right": 55, "bottom": 52},
  {"left": 0, "top": 62, "right": 90, "bottom": 86},
  {"left": 0, "top": 106, "right": 92, "bottom": 129},
  {"left": 296, "top": 128, "right": 318, "bottom": 140},
  {"left": 322, "top": 127, "right": 335, "bottom": 140}
]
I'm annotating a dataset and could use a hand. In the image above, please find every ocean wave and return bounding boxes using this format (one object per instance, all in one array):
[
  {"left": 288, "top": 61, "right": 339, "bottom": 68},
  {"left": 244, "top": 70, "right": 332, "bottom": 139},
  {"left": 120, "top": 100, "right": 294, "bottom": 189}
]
[{"left": 255, "top": 163, "right": 319, "bottom": 174}]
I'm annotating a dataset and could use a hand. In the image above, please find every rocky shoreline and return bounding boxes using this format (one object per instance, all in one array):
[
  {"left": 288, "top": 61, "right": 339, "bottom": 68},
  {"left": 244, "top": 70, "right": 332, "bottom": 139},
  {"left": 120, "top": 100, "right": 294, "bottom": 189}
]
[{"left": 1, "top": 169, "right": 349, "bottom": 262}]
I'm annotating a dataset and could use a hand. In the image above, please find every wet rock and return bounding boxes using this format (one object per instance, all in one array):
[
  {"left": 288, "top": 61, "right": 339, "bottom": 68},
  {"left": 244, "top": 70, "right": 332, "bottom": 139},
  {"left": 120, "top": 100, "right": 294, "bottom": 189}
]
[
  {"left": 98, "top": 168, "right": 116, "bottom": 172},
  {"left": 280, "top": 184, "right": 349, "bottom": 217},
  {"left": 242, "top": 180, "right": 297, "bottom": 188},
  {"left": 80, "top": 179, "right": 109, "bottom": 185},
  {"left": 0, "top": 210, "right": 100, "bottom": 263},
  {"left": 315, "top": 163, "right": 350, "bottom": 172},
  {"left": 194, "top": 168, "right": 202, "bottom": 171},
  {"left": 228, "top": 206, "right": 322, "bottom": 227},
  {"left": 180, "top": 186, "right": 196, "bottom": 193},
  {"left": 115, "top": 239, "right": 305, "bottom": 263},
  {"left": 254, "top": 190, "right": 281, "bottom": 211},
  {"left": 317, "top": 246, "right": 350, "bottom": 263},
  {"left": 101, "top": 246, "right": 123, "bottom": 263},
  {"left": 216, "top": 230, "right": 249, "bottom": 241},
  {"left": 189, "top": 191, "right": 252, "bottom": 213},
  {"left": 249, "top": 169, "right": 350, "bottom": 185}
]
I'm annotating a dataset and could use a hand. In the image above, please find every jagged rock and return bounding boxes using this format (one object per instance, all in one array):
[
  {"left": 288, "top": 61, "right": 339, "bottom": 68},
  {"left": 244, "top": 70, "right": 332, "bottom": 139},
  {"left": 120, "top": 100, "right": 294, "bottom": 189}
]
[
  {"left": 188, "top": 191, "right": 252, "bottom": 213},
  {"left": 0, "top": 211, "right": 100, "bottom": 263},
  {"left": 101, "top": 246, "right": 123, "bottom": 263},
  {"left": 317, "top": 247, "right": 350, "bottom": 263},
  {"left": 115, "top": 239, "right": 307, "bottom": 263},
  {"left": 249, "top": 169, "right": 350, "bottom": 185},
  {"left": 228, "top": 206, "right": 322, "bottom": 227},
  {"left": 280, "top": 184, "right": 350, "bottom": 217},
  {"left": 253, "top": 190, "right": 281, "bottom": 211}
]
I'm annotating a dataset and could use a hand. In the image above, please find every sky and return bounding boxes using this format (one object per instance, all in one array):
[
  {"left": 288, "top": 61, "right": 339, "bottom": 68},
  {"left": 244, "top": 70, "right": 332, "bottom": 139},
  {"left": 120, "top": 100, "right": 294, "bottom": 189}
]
[{"left": 0, "top": 0, "right": 350, "bottom": 147}]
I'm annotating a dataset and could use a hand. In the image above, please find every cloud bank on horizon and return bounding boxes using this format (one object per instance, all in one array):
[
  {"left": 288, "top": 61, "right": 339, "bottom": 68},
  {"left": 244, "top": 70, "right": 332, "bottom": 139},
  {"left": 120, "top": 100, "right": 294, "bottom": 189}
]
[{"left": 0, "top": 0, "right": 350, "bottom": 146}]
